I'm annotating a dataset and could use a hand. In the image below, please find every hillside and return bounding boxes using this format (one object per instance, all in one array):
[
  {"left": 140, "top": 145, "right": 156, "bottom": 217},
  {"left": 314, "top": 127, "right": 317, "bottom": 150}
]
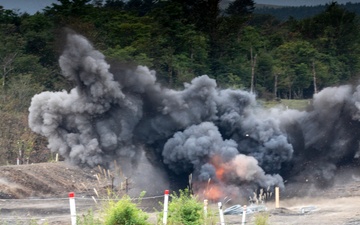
[{"left": 0, "top": 162, "right": 98, "bottom": 199}]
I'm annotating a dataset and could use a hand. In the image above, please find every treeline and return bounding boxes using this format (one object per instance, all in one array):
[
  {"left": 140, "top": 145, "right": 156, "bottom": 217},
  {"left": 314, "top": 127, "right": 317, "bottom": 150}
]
[
  {"left": 0, "top": 0, "right": 359, "bottom": 164},
  {"left": 2, "top": 0, "right": 360, "bottom": 99},
  {"left": 255, "top": 2, "right": 360, "bottom": 21}
]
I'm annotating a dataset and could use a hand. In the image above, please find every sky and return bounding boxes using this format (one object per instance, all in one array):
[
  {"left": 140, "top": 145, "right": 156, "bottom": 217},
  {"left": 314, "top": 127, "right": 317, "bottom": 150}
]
[
  {"left": 1, "top": 0, "right": 360, "bottom": 14},
  {"left": 255, "top": 0, "right": 360, "bottom": 6},
  {"left": 0, "top": 0, "right": 57, "bottom": 14}
]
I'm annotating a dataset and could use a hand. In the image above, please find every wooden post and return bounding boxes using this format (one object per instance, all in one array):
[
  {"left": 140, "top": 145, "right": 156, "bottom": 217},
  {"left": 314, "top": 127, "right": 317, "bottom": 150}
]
[{"left": 275, "top": 187, "right": 280, "bottom": 208}]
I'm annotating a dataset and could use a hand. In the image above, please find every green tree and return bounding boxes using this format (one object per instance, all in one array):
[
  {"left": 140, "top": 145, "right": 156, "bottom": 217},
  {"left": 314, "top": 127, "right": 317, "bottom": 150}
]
[
  {"left": 256, "top": 52, "right": 274, "bottom": 98},
  {"left": 20, "top": 13, "right": 56, "bottom": 66},
  {"left": 274, "top": 40, "right": 316, "bottom": 98},
  {"left": 298, "top": 2, "right": 360, "bottom": 80}
]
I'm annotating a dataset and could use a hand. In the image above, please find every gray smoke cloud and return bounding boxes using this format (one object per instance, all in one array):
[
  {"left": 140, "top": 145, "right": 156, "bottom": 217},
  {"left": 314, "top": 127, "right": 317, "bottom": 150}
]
[{"left": 28, "top": 33, "right": 360, "bottom": 199}]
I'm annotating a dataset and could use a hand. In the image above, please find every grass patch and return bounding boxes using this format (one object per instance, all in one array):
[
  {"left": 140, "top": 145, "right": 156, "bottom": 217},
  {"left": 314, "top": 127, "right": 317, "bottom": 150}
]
[
  {"left": 253, "top": 212, "right": 270, "bottom": 225},
  {"left": 260, "top": 99, "right": 310, "bottom": 110}
]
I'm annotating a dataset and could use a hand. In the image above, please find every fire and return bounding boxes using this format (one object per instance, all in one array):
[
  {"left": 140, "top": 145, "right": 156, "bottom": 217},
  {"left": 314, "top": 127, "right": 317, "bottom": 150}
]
[
  {"left": 210, "top": 155, "right": 228, "bottom": 181},
  {"left": 196, "top": 155, "right": 231, "bottom": 201},
  {"left": 193, "top": 154, "right": 249, "bottom": 201},
  {"left": 216, "top": 166, "right": 225, "bottom": 180},
  {"left": 203, "top": 183, "right": 223, "bottom": 201}
]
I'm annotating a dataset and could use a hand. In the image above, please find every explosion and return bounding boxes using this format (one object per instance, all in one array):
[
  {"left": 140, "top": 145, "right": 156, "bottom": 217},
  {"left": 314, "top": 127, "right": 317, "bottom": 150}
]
[{"left": 29, "top": 33, "right": 360, "bottom": 200}]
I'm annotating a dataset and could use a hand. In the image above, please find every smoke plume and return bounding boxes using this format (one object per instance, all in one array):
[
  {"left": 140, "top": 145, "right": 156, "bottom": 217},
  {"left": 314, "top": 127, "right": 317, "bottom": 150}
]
[{"left": 29, "top": 33, "right": 360, "bottom": 199}]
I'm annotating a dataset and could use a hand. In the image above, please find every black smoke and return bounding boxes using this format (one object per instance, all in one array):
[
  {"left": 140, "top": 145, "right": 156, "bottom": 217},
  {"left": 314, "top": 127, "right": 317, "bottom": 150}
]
[{"left": 29, "top": 33, "right": 360, "bottom": 198}]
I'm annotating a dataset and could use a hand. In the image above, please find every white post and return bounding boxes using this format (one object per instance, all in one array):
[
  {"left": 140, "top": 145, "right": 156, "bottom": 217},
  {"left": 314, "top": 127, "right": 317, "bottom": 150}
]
[
  {"left": 16, "top": 158, "right": 19, "bottom": 165},
  {"left": 218, "top": 202, "right": 225, "bottom": 225},
  {"left": 163, "top": 190, "right": 169, "bottom": 225},
  {"left": 275, "top": 187, "right": 280, "bottom": 209},
  {"left": 69, "top": 192, "right": 76, "bottom": 225},
  {"left": 204, "top": 199, "right": 208, "bottom": 224},
  {"left": 55, "top": 153, "right": 59, "bottom": 162},
  {"left": 241, "top": 205, "right": 247, "bottom": 225},
  {"left": 204, "top": 199, "right": 208, "bottom": 216}
]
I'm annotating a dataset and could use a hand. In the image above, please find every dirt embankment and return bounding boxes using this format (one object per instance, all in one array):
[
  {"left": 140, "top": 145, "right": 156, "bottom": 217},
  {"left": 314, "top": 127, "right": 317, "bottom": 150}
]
[{"left": 0, "top": 162, "right": 102, "bottom": 199}]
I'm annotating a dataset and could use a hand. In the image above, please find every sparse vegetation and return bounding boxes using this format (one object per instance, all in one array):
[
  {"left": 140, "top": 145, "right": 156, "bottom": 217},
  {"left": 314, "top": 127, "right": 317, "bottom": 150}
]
[
  {"left": 77, "top": 209, "right": 102, "bottom": 225},
  {"left": 260, "top": 99, "right": 310, "bottom": 110},
  {"left": 253, "top": 212, "right": 270, "bottom": 225}
]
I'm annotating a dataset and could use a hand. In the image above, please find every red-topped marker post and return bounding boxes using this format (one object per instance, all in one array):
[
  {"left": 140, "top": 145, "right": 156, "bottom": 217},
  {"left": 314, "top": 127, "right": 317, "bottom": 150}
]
[
  {"left": 163, "top": 190, "right": 170, "bottom": 225},
  {"left": 69, "top": 192, "right": 77, "bottom": 225}
]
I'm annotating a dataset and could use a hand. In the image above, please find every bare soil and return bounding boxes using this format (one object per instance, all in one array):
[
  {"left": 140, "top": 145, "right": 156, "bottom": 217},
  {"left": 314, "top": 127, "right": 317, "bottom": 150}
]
[{"left": 0, "top": 162, "right": 360, "bottom": 224}]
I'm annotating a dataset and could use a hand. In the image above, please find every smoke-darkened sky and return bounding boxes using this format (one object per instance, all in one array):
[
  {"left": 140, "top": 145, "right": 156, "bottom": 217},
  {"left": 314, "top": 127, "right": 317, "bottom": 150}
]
[
  {"left": 255, "top": 0, "right": 360, "bottom": 6},
  {"left": 2, "top": 0, "right": 360, "bottom": 15}
]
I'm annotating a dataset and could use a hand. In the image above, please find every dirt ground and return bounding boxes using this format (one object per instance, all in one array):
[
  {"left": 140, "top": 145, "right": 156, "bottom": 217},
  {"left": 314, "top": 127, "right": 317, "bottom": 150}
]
[{"left": 0, "top": 162, "right": 360, "bottom": 224}]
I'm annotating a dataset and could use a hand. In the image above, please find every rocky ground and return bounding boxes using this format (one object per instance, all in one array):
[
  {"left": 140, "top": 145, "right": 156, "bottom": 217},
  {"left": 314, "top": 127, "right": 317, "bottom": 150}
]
[{"left": 0, "top": 162, "right": 360, "bottom": 224}]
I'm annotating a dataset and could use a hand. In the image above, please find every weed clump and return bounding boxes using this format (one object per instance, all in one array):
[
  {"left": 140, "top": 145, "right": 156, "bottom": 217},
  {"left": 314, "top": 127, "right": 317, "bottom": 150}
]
[
  {"left": 159, "top": 188, "right": 204, "bottom": 225},
  {"left": 103, "top": 194, "right": 151, "bottom": 225}
]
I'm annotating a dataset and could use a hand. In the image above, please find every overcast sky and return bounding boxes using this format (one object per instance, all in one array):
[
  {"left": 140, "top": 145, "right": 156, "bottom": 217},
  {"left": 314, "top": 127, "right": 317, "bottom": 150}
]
[
  {"left": 2, "top": 0, "right": 360, "bottom": 15},
  {"left": 255, "top": 0, "right": 360, "bottom": 6}
]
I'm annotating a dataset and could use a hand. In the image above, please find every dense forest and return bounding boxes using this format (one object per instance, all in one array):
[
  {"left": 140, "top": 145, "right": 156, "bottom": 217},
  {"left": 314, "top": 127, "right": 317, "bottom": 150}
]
[
  {"left": 255, "top": 2, "right": 360, "bottom": 21},
  {"left": 1, "top": 0, "right": 360, "bottom": 164}
]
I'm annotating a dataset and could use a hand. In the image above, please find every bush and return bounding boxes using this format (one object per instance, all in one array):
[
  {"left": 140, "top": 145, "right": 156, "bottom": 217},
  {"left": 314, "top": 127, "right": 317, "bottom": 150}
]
[
  {"left": 253, "top": 212, "right": 270, "bottom": 225},
  {"left": 161, "top": 189, "right": 204, "bottom": 225},
  {"left": 103, "top": 195, "right": 151, "bottom": 225}
]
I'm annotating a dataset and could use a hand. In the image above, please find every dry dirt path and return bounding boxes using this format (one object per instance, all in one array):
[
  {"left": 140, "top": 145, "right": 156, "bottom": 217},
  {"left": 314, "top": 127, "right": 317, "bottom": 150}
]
[{"left": 0, "top": 197, "right": 97, "bottom": 224}]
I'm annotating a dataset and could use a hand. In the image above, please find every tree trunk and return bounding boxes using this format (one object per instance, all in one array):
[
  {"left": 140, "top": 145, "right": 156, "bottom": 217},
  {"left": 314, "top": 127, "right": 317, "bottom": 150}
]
[
  {"left": 168, "top": 66, "right": 173, "bottom": 87},
  {"left": 312, "top": 60, "right": 318, "bottom": 94},
  {"left": 250, "top": 47, "right": 257, "bottom": 94},
  {"left": 274, "top": 73, "right": 278, "bottom": 99},
  {"left": 288, "top": 85, "right": 292, "bottom": 99},
  {"left": 1, "top": 52, "right": 17, "bottom": 88}
]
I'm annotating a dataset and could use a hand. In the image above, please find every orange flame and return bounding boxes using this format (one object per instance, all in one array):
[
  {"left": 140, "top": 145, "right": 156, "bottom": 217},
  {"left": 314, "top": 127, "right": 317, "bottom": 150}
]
[
  {"left": 210, "top": 155, "right": 230, "bottom": 181},
  {"left": 216, "top": 166, "right": 225, "bottom": 180},
  {"left": 204, "top": 183, "right": 223, "bottom": 201}
]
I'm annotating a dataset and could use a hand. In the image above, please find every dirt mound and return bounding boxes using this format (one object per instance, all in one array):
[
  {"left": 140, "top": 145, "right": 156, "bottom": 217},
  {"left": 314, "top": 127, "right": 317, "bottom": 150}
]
[{"left": 0, "top": 162, "right": 101, "bottom": 199}]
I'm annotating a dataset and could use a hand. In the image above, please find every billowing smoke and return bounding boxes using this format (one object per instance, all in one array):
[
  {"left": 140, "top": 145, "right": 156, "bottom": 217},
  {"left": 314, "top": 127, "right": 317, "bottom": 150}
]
[{"left": 29, "top": 33, "right": 360, "bottom": 199}]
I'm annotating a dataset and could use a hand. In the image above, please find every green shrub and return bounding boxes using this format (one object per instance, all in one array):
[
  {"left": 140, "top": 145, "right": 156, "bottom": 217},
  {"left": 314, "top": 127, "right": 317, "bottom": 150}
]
[
  {"left": 103, "top": 194, "right": 151, "bottom": 225},
  {"left": 161, "top": 189, "right": 204, "bottom": 225}
]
